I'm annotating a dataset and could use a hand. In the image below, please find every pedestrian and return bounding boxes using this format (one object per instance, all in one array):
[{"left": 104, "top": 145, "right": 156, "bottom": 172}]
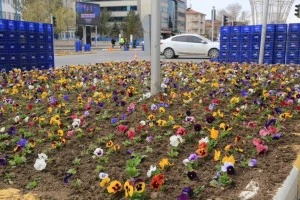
[
  {"left": 111, "top": 38, "right": 116, "bottom": 48},
  {"left": 119, "top": 37, "right": 125, "bottom": 49}
]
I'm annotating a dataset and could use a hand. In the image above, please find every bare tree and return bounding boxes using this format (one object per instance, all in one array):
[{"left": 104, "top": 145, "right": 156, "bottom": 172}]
[
  {"left": 239, "top": 11, "right": 251, "bottom": 24},
  {"left": 216, "top": 9, "right": 228, "bottom": 21},
  {"left": 226, "top": 3, "right": 242, "bottom": 22}
]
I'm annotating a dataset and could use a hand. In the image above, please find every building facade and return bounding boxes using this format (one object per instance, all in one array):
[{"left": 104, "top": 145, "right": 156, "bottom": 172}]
[
  {"left": 87, "top": 0, "right": 138, "bottom": 22},
  {"left": 186, "top": 7, "right": 205, "bottom": 35},
  {"left": 0, "top": 0, "right": 21, "bottom": 20},
  {"left": 138, "top": 0, "right": 187, "bottom": 37}
]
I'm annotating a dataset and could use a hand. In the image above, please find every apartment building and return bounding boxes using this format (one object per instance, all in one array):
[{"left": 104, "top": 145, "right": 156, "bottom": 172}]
[
  {"left": 0, "top": 0, "right": 21, "bottom": 20},
  {"left": 186, "top": 7, "right": 205, "bottom": 35}
]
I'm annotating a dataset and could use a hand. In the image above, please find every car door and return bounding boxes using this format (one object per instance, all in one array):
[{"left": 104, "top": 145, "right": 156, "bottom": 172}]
[
  {"left": 186, "top": 35, "right": 207, "bottom": 55},
  {"left": 171, "top": 36, "right": 189, "bottom": 54}
]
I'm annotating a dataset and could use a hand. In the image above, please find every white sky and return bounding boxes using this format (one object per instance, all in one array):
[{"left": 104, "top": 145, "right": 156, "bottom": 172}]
[{"left": 189, "top": 0, "right": 300, "bottom": 23}]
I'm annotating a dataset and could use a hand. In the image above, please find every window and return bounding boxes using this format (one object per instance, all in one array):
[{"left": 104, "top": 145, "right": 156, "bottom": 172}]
[
  {"left": 187, "top": 36, "right": 202, "bottom": 43},
  {"left": 171, "top": 36, "right": 188, "bottom": 42}
]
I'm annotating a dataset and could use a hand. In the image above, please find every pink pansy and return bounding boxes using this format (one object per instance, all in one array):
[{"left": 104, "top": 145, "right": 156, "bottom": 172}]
[
  {"left": 67, "top": 130, "right": 75, "bottom": 138},
  {"left": 71, "top": 113, "right": 77, "bottom": 120},
  {"left": 255, "top": 143, "right": 268, "bottom": 154},
  {"left": 127, "top": 129, "right": 135, "bottom": 140},
  {"left": 127, "top": 103, "right": 135, "bottom": 112},
  {"left": 117, "top": 124, "right": 129, "bottom": 134},
  {"left": 253, "top": 138, "right": 265, "bottom": 146},
  {"left": 176, "top": 127, "right": 187, "bottom": 136},
  {"left": 259, "top": 126, "right": 278, "bottom": 137},
  {"left": 247, "top": 121, "right": 256, "bottom": 129}
]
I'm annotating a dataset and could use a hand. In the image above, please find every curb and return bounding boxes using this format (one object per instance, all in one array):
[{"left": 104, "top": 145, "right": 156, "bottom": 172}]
[{"left": 273, "top": 154, "right": 300, "bottom": 200}]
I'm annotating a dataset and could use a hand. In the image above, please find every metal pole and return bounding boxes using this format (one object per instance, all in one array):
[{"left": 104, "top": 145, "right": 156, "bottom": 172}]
[
  {"left": 150, "top": 0, "right": 161, "bottom": 95},
  {"left": 211, "top": 7, "right": 215, "bottom": 41},
  {"left": 259, "top": 0, "right": 270, "bottom": 64},
  {"left": 95, "top": 26, "right": 97, "bottom": 47}
]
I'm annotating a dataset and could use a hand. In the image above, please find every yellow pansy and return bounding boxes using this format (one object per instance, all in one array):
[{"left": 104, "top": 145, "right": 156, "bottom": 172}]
[
  {"left": 210, "top": 127, "right": 219, "bottom": 140},
  {"left": 48, "top": 107, "right": 53, "bottom": 114},
  {"left": 168, "top": 115, "right": 174, "bottom": 122},
  {"left": 222, "top": 155, "right": 235, "bottom": 165},
  {"left": 213, "top": 110, "right": 224, "bottom": 118},
  {"left": 214, "top": 150, "right": 221, "bottom": 161},
  {"left": 159, "top": 107, "right": 165, "bottom": 113},
  {"left": 124, "top": 181, "right": 134, "bottom": 197},
  {"left": 147, "top": 114, "right": 155, "bottom": 121},
  {"left": 100, "top": 177, "right": 111, "bottom": 188},
  {"left": 159, "top": 158, "right": 173, "bottom": 170},
  {"left": 156, "top": 119, "right": 167, "bottom": 126}
]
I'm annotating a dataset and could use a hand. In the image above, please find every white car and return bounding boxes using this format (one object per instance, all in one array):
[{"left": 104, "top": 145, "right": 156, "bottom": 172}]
[{"left": 160, "top": 34, "right": 220, "bottom": 59}]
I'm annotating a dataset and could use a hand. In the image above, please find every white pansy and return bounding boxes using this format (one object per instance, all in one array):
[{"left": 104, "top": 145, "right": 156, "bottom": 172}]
[
  {"left": 143, "top": 92, "right": 151, "bottom": 99},
  {"left": 0, "top": 127, "right": 5, "bottom": 133},
  {"left": 24, "top": 116, "right": 29, "bottom": 123},
  {"left": 99, "top": 172, "right": 109, "bottom": 180},
  {"left": 72, "top": 118, "right": 81, "bottom": 129},
  {"left": 170, "top": 135, "right": 183, "bottom": 147},
  {"left": 28, "top": 85, "right": 34, "bottom": 90},
  {"left": 198, "top": 137, "right": 209, "bottom": 144},
  {"left": 93, "top": 148, "right": 104, "bottom": 157},
  {"left": 38, "top": 153, "right": 48, "bottom": 160},
  {"left": 140, "top": 120, "right": 146, "bottom": 126},
  {"left": 147, "top": 165, "right": 157, "bottom": 178},
  {"left": 34, "top": 158, "right": 47, "bottom": 171},
  {"left": 248, "top": 88, "right": 255, "bottom": 94},
  {"left": 182, "top": 159, "right": 190, "bottom": 166},
  {"left": 14, "top": 116, "right": 20, "bottom": 123},
  {"left": 161, "top": 83, "right": 168, "bottom": 88}
]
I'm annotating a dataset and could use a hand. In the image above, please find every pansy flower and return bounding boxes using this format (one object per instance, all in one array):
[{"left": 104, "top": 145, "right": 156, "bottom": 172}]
[
  {"left": 150, "top": 174, "right": 165, "bottom": 190},
  {"left": 248, "top": 159, "right": 257, "bottom": 167},
  {"left": 176, "top": 127, "right": 187, "bottom": 136},
  {"left": 210, "top": 127, "right": 219, "bottom": 140},
  {"left": 206, "top": 115, "right": 215, "bottom": 124},
  {"left": 157, "top": 119, "right": 167, "bottom": 126},
  {"left": 147, "top": 165, "right": 157, "bottom": 177},
  {"left": 196, "top": 148, "right": 208, "bottom": 158},
  {"left": 194, "top": 124, "right": 202, "bottom": 132},
  {"left": 106, "top": 140, "right": 114, "bottom": 148},
  {"left": 100, "top": 177, "right": 111, "bottom": 187},
  {"left": 221, "top": 162, "right": 235, "bottom": 175},
  {"left": 113, "top": 144, "right": 120, "bottom": 151},
  {"left": 107, "top": 180, "right": 122, "bottom": 194},
  {"left": 170, "top": 135, "right": 183, "bottom": 147},
  {"left": 93, "top": 148, "right": 104, "bottom": 157},
  {"left": 187, "top": 171, "right": 199, "bottom": 181},
  {"left": 134, "top": 179, "right": 146, "bottom": 193},
  {"left": 124, "top": 181, "right": 134, "bottom": 197},
  {"left": 159, "top": 158, "right": 173, "bottom": 170}
]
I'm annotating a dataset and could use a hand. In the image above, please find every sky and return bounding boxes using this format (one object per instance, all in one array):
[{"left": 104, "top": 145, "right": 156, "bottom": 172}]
[{"left": 189, "top": 0, "right": 300, "bottom": 23}]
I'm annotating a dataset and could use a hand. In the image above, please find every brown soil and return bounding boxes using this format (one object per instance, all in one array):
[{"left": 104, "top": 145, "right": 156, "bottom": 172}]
[{"left": 0, "top": 61, "right": 299, "bottom": 200}]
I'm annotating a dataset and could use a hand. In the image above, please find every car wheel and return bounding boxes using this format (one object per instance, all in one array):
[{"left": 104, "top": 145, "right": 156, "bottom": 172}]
[
  {"left": 164, "top": 48, "right": 175, "bottom": 59},
  {"left": 208, "top": 48, "right": 219, "bottom": 58}
]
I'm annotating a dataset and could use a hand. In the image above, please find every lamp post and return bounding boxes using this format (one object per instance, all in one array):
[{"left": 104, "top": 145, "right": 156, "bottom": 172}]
[
  {"left": 150, "top": 0, "right": 161, "bottom": 95},
  {"left": 258, "top": 0, "right": 270, "bottom": 64}
]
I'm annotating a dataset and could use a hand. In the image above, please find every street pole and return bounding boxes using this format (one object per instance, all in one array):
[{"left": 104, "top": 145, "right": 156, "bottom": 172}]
[
  {"left": 151, "top": 0, "right": 161, "bottom": 96},
  {"left": 211, "top": 6, "right": 215, "bottom": 41},
  {"left": 95, "top": 26, "right": 97, "bottom": 47},
  {"left": 259, "top": 0, "right": 269, "bottom": 64}
]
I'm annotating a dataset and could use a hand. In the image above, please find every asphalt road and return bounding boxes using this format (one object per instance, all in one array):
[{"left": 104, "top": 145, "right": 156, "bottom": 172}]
[{"left": 54, "top": 50, "right": 210, "bottom": 67}]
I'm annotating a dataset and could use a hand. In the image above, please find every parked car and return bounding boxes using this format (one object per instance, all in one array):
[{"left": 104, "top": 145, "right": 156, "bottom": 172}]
[{"left": 160, "top": 34, "right": 220, "bottom": 59}]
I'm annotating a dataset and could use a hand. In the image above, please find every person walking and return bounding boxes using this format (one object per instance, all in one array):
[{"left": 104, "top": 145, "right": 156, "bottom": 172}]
[
  {"left": 111, "top": 38, "right": 116, "bottom": 48},
  {"left": 119, "top": 37, "right": 125, "bottom": 49}
]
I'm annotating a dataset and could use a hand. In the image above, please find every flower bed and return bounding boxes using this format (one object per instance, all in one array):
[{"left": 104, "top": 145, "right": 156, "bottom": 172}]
[{"left": 0, "top": 61, "right": 299, "bottom": 199}]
